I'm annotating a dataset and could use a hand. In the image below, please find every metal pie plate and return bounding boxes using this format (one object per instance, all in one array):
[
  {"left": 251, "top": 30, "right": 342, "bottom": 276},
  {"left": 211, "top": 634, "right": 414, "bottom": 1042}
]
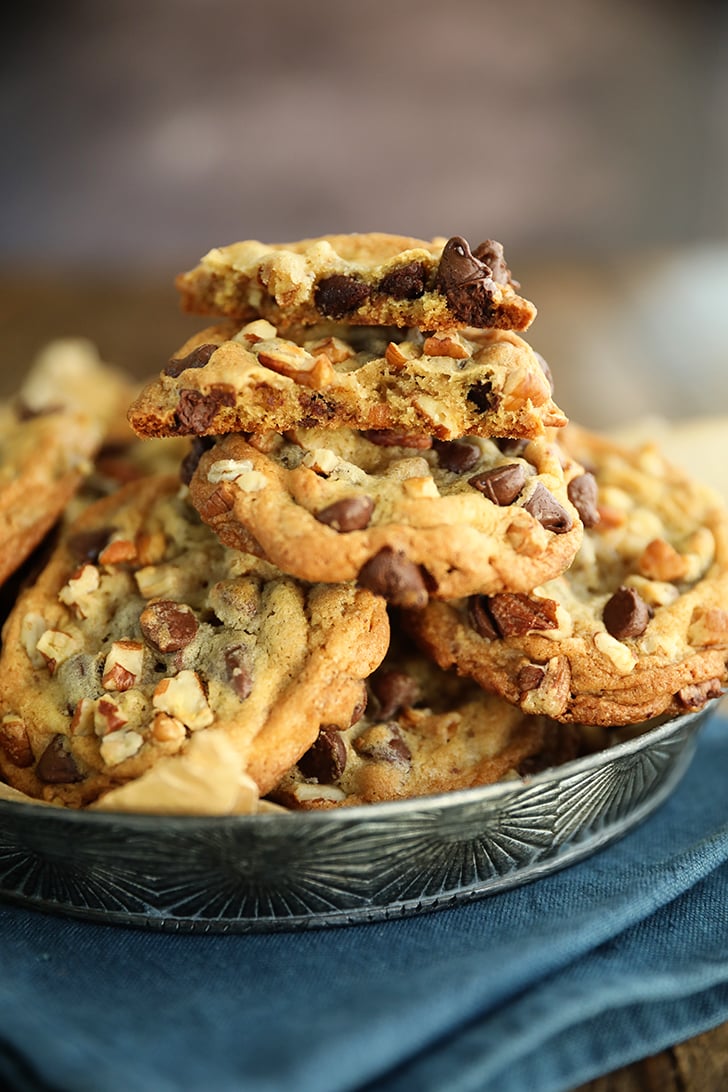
[{"left": 0, "top": 702, "right": 717, "bottom": 932}]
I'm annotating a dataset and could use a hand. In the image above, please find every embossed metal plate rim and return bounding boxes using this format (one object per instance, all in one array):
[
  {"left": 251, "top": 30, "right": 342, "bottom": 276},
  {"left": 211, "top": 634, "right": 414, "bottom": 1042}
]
[{"left": 0, "top": 701, "right": 718, "bottom": 932}]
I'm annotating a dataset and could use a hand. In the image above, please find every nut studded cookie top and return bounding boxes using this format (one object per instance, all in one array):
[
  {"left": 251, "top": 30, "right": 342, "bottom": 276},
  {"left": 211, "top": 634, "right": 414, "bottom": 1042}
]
[
  {"left": 0, "top": 475, "right": 389, "bottom": 809},
  {"left": 174, "top": 233, "right": 536, "bottom": 332},
  {"left": 403, "top": 427, "right": 728, "bottom": 726},
  {"left": 127, "top": 321, "right": 565, "bottom": 442}
]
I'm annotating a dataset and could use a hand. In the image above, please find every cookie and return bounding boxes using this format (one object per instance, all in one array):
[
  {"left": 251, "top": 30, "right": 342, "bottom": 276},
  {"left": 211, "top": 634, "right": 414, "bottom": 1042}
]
[
  {"left": 0, "top": 475, "right": 389, "bottom": 809},
  {"left": 174, "top": 233, "right": 536, "bottom": 333},
  {"left": 403, "top": 426, "right": 728, "bottom": 725},
  {"left": 269, "top": 633, "right": 585, "bottom": 808},
  {"left": 127, "top": 321, "right": 565, "bottom": 442},
  {"left": 0, "top": 339, "right": 133, "bottom": 588},
  {"left": 188, "top": 428, "right": 584, "bottom": 606}
]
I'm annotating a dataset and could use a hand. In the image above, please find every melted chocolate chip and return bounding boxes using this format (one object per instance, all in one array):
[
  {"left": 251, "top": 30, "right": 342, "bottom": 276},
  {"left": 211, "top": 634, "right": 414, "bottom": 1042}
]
[
  {"left": 466, "top": 381, "right": 496, "bottom": 413},
  {"left": 164, "top": 343, "right": 219, "bottom": 378},
  {"left": 66, "top": 527, "right": 114, "bottom": 564},
  {"left": 468, "top": 463, "right": 526, "bottom": 505},
  {"left": 361, "top": 429, "right": 432, "bottom": 450},
  {"left": 314, "top": 275, "right": 371, "bottom": 319},
  {"left": 36, "top": 735, "right": 83, "bottom": 784},
  {"left": 472, "top": 239, "right": 511, "bottom": 285},
  {"left": 175, "top": 386, "right": 236, "bottom": 434},
  {"left": 567, "top": 473, "right": 600, "bottom": 529},
  {"left": 298, "top": 726, "right": 347, "bottom": 782},
  {"left": 139, "top": 600, "right": 199, "bottom": 653},
  {"left": 496, "top": 438, "right": 530, "bottom": 458},
  {"left": 433, "top": 439, "right": 481, "bottom": 474},
  {"left": 522, "top": 483, "right": 573, "bottom": 534},
  {"left": 315, "top": 495, "right": 375, "bottom": 533},
  {"left": 468, "top": 596, "right": 499, "bottom": 640},
  {"left": 370, "top": 670, "right": 419, "bottom": 719},
  {"left": 517, "top": 664, "right": 546, "bottom": 692},
  {"left": 435, "top": 236, "right": 497, "bottom": 325},
  {"left": 378, "top": 260, "right": 427, "bottom": 300},
  {"left": 353, "top": 724, "right": 411, "bottom": 765},
  {"left": 357, "top": 548, "right": 429, "bottom": 609},
  {"left": 602, "top": 586, "right": 652, "bottom": 640},
  {"left": 474, "top": 593, "right": 560, "bottom": 638},
  {"left": 224, "top": 646, "right": 254, "bottom": 700},
  {"left": 180, "top": 436, "right": 216, "bottom": 486}
]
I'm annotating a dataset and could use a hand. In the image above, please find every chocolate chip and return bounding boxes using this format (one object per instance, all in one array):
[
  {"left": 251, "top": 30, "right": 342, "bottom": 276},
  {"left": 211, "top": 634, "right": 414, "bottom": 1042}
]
[
  {"left": 140, "top": 601, "right": 199, "bottom": 653},
  {"left": 435, "top": 235, "right": 497, "bottom": 325},
  {"left": 496, "top": 438, "right": 530, "bottom": 458},
  {"left": 466, "top": 382, "right": 497, "bottom": 414},
  {"left": 357, "top": 547, "right": 429, "bottom": 608},
  {"left": 468, "top": 463, "right": 526, "bottom": 505},
  {"left": 180, "top": 436, "right": 216, "bottom": 486},
  {"left": 480, "top": 593, "right": 560, "bottom": 638},
  {"left": 175, "top": 386, "right": 236, "bottom": 434},
  {"left": 517, "top": 664, "right": 546, "bottom": 692},
  {"left": 370, "top": 670, "right": 419, "bottom": 719},
  {"left": 378, "top": 260, "right": 427, "bottom": 300},
  {"left": 603, "top": 587, "right": 652, "bottom": 640},
  {"left": 432, "top": 439, "right": 480, "bottom": 473},
  {"left": 36, "top": 735, "right": 83, "bottom": 784},
  {"left": 353, "top": 723, "right": 411, "bottom": 765},
  {"left": 567, "top": 473, "right": 600, "bottom": 529},
  {"left": 468, "top": 595, "right": 499, "bottom": 639},
  {"left": 522, "top": 483, "right": 573, "bottom": 534},
  {"left": 224, "top": 646, "right": 253, "bottom": 700},
  {"left": 315, "top": 495, "right": 375, "bottom": 533},
  {"left": 314, "top": 275, "right": 371, "bottom": 319},
  {"left": 472, "top": 239, "right": 511, "bottom": 285},
  {"left": 298, "top": 727, "right": 347, "bottom": 782},
  {"left": 361, "top": 429, "right": 432, "bottom": 450},
  {"left": 66, "top": 527, "right": 113, "bottom": 564},
  {"left": 164, "top": 343, "right": 219, "bottom": 378}
]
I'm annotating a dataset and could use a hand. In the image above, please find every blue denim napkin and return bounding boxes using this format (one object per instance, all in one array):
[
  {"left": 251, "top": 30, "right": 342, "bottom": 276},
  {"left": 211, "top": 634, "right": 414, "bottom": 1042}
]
[{"left": 1, "top": 711, "right": 726, "bottom": 1092}]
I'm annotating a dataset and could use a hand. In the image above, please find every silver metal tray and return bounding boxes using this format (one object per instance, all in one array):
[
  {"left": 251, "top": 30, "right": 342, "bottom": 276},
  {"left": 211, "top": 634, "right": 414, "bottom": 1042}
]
[{"left": 0, "top": 702, "right": 716, "bottom": 932}]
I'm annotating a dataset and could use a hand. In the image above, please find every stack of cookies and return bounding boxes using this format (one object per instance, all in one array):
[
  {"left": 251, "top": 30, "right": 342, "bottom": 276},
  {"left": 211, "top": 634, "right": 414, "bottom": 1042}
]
[{"left": 0, "top": 233, "right": 726, "bottom": 814}]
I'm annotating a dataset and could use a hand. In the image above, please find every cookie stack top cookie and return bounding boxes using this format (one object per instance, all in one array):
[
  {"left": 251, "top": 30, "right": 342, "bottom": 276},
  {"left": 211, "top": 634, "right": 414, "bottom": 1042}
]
[{"left": 129, "top": 232, "right": 590, "bottom": 607}]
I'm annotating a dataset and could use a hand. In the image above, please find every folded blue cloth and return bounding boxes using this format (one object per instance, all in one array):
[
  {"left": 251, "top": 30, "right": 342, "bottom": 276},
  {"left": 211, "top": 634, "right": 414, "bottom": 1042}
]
[{"left": 1, "top": 711, "right": 726, "bottom": 1092}]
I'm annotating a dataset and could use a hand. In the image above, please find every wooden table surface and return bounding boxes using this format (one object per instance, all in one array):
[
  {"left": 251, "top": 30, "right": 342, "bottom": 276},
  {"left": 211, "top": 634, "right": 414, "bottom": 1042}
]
[{"left": 1, "top": 268, "right": 727, "bottom": 1091}]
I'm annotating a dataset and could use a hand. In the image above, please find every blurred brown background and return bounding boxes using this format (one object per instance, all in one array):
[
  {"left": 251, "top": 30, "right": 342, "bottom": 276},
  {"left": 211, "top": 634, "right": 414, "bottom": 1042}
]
[{"left": 2, "top": 0, "right": 728, "bottom": 426}]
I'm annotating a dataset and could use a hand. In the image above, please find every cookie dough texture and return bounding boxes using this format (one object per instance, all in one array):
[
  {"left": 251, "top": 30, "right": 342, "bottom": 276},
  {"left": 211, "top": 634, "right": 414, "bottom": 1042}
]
[
  {"left": 0, "top": 339, "right": 133, "bottom": 587},
  {"left": 0, "top": 475, "right": 389, "bottom": 809},
  {"left": 403, "top": 427, "right": 728, "bottom": 725},
  {"left": 175, "top": 232, "right": 536, "bottom": 333},
  {"left": 270, "top": 637, "right": 584, "bottom": 808},
  {"left": 127, "top": 321, "right": 565, "bottom": 442},
  {"left": 189, "top": 428, "right": 584, "bottom": 604}
]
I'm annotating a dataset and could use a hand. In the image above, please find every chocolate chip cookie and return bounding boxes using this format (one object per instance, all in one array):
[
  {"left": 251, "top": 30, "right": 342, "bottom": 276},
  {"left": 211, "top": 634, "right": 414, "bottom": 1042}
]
[
  {"left": 188, "top": 428, "right": 584, "bottom": 606},
  {"left": 403, "top": 426, "right": 728, "bottom": 725},
  {"left": 269, "top": 633, "right": 585, "bottom": 808},
  {"left": 0, "top": 475, "right": 389, "bottom": 809},
  {"left": 127, "top": 321, "right": 565, "bottom": 442},
  {"left": 0, "top": 339, "right": 133, "bottom": 588},
  {"left": 175, "top": 233, "right": 536, "bottom": 332}
]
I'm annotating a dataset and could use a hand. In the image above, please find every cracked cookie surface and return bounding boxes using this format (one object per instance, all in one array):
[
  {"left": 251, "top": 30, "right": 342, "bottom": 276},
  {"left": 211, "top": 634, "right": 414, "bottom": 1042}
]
[
  {"left": 403, "top": 426, "right": 728, "bottom": 725},
  {"left": 0, "top": 475, "right": 389, "bottom": 809},
  {"left": 188, "top": 428, "right": 584, "bottom": 605},
  {"left": 175, "top": 233, "right": 536, "bottom": 332},
  {"left": 127, "top": 321, "right": 565, "bottom": 442}
]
